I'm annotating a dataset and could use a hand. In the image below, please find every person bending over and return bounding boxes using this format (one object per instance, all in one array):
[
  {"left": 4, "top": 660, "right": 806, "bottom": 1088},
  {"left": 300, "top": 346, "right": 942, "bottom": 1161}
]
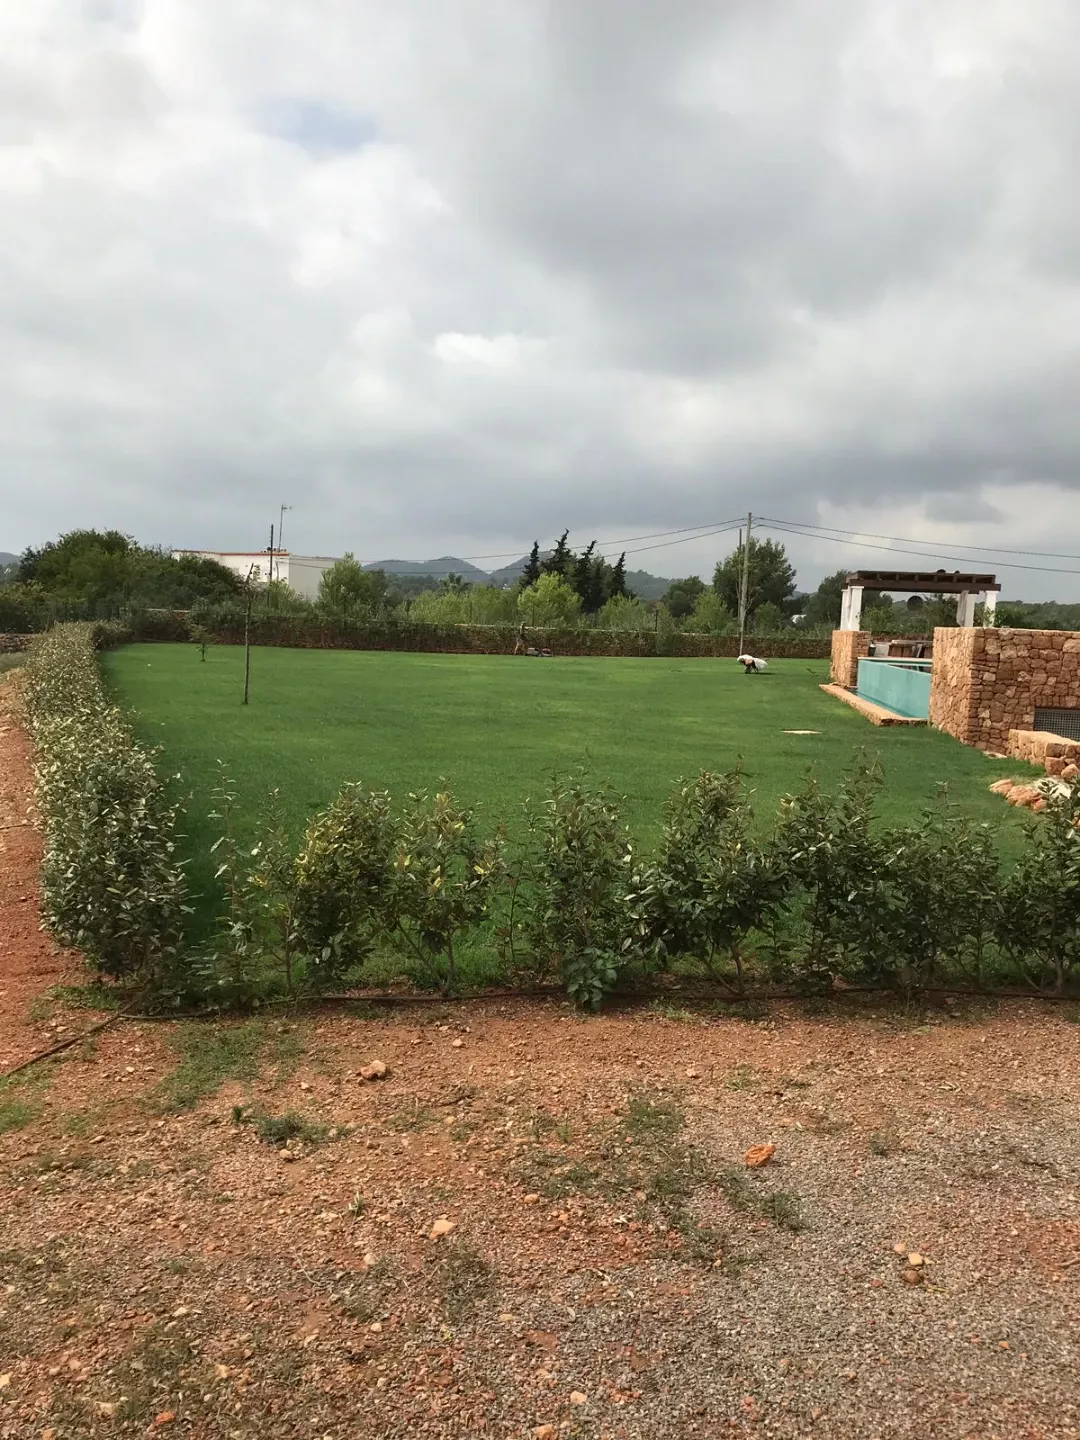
[{"left": 736, "top": 653, "right": 768, "bottom": 674}]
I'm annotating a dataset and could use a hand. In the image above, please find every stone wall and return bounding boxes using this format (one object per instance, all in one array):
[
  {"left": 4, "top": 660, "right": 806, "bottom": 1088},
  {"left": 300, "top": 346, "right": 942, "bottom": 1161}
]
[
  {"left": 929, "top": 626, "right": 1080, "bottom": 753},
  {"left": 1007, "top": 729, "right": 1080, "bottom": 776},
  {"left": 0, "top": 634, "right": 31, "bottom": 654},
  {"left": 829, "top": 629, "right": 870, "bottom": 688}
]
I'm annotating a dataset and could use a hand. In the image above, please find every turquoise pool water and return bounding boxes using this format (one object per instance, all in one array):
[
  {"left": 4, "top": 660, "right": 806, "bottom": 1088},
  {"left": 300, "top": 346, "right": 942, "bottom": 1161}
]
[{"left": 856, "top": 658, "right": 932, "bottom": 719}]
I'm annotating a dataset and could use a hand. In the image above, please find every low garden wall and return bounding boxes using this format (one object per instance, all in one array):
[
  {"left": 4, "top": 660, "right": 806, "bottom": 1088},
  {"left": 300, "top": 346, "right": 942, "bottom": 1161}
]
[
  {"left": 1007, "top": 729, "right": 1080, "bottom": 776},
  {"left": 0, "top": 633, "right": 32, "bottom": 653}
]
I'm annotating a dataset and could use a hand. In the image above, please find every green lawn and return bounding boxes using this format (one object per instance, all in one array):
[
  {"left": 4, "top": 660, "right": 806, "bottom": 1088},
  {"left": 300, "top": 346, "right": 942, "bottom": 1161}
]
[{"left": 103, "top": 644, "right": 1034, "bottom": 927}]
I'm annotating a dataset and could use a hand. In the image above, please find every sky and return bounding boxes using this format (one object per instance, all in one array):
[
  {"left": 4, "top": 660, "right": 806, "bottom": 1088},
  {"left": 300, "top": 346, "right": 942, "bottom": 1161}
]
[{"left": 2, "top": 0, "right": 1080, "bottom": 600}]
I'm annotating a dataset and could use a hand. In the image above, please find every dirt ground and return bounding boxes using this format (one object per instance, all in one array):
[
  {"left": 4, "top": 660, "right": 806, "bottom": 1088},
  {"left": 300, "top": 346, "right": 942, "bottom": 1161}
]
[{"left": 2, "top": 679, "right": 1079, "bottom": 1440}]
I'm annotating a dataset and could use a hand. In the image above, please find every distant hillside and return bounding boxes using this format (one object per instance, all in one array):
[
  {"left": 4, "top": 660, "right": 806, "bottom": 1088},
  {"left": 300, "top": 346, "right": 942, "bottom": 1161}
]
[
  {"left": 625, "top": 569, "right": 671, "bottom": 602},
  {"left": 488, "top": 555, "right": 532, "bottom": 587},
  {"left": 0, "top": 552, "right": 19, "bottom": 569},
  {"left": 362, "top": 552, "right": 675, "bottom": 600},
  {"left": 364, "top": 556, "right": 490, "bottom": 582}
]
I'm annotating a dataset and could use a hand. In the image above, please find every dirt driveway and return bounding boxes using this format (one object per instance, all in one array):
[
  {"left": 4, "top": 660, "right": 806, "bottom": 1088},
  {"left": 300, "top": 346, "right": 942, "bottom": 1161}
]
[{"left": 2, "top": 681, "right": 1079, "bottom": 1440}]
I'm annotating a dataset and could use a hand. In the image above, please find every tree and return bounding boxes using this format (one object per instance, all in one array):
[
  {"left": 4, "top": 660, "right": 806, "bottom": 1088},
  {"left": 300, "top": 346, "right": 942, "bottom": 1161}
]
[
  {"left": 752, "top": 601, "right": 790, "bottom": 634},
  {"left": 15, "top": 529, "right": 244, "bottom": 615},
  {"left": 541, "top": 531, "right": 572, "bottom": 578},
  {"left": 801, "top": 569, "right": 848, "bottom": 628},
  {"left": 439, "top": 572, "right": 468, "bottom": 594},
  {"left": 521, "top": 542, "right": 542, "bottom": 587},
  {"left": 316, "top": 553, "right": 383, "bottom": 617},
  {"left": 663, "top": 576, "right": 705, "bottom": 619},
  {"left": 596, "top": 594, "right": 651, "bottom": 630},
  {"left": 608, "top": 553, "right": 628, "bottom": 599},
  {"left": 517, "top": 573, "right": 582, "bottom": 627},
  {"left": 686, "top": 589, "right": 735, "bottom": 634},
  {"left": 713, "top": 537, "right": 796, "bottom": 621},
  {"left": 573, "top": 542, "right": 599, "bottom": 613}
]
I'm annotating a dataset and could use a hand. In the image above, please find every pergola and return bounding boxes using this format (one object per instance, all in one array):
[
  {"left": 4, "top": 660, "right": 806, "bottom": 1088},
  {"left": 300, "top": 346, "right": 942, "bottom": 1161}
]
[{"left": 839, "top": 570, "right": 1000, "bottom": 631}]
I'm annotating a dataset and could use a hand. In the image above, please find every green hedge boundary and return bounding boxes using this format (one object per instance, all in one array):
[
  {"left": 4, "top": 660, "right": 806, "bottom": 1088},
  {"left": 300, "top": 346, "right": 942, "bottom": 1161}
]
[
  {"left": 20, "top": 623, "right": 188, "bottom": 980},
  {"left": 17, "top": 622, "right": 1080, "bottom": 1011}
]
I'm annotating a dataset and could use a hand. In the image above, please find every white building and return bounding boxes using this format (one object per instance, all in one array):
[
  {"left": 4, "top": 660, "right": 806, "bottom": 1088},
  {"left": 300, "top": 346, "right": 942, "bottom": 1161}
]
[{"left": 172, "top": 550, "right": 340, "bottom": 600}]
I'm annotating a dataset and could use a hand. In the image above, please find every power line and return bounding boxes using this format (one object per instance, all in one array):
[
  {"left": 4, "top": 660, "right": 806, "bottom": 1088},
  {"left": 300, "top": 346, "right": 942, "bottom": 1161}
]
[
  {"left": 596, "top": 521, "right": 744, "bottom": 562},
  {"left": 756, "top": 517, "right": 1080, "bottom": 563},
  {"left": 757, "top": 519, "right": 1080, "bottom": 576},
  {"left": 452, "top": 519, "right": 745, "bottom": 564}
]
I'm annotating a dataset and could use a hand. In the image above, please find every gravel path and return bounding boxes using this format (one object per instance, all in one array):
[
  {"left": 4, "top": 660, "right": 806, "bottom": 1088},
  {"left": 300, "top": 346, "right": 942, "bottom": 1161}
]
[{"left": 2, "top": 1000, "right": 1078, "bottom": 1439}]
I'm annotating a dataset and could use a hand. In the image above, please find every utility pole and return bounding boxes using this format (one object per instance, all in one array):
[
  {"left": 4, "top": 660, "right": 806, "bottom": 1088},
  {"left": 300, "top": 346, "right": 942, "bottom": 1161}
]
[
  {"left": 242, "top": 563, "right": 256, "bottom": 706},
  {"left": 737, "top": 511, "right": 753, "bottom": 655},
  {"left": 277, "top": 504, "right": 292, "bottom": 583},
  {"left": 267, "top": 524, "right": 274, "bottom": 612}
]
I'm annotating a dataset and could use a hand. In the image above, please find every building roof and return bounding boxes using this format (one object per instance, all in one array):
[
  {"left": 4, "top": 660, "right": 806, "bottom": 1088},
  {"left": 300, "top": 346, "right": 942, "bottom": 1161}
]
[{"left": 844, "top": 569, "right": 1000, "bottom": 594}]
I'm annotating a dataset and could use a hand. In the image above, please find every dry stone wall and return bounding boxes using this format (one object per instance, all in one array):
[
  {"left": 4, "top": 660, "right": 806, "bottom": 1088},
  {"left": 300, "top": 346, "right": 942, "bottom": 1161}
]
[
  {"left": 1007, "top": 730, "right": 1080, "bottom": 776},
  {"left": 829, "top": 629, "right": 870, "bottom": 688},
  {"left": 929, "top": 626, "right": 1080, "bottom": 753}
]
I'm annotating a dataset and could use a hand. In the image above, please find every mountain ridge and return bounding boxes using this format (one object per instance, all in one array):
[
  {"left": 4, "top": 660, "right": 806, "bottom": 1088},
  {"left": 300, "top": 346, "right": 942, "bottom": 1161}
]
[{"left": 364, "top": 554, "right": 676, "bottom": 599}]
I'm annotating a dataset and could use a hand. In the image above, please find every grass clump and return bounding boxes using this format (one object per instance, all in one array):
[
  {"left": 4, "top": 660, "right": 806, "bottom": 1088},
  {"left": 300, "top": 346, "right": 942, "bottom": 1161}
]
[
  {"left": 159, "top": 1021, "right": 264, "bottom": 1110},
  {"left": 0, "top": 1067, "right": 53, "bottom": 1135},
  {"left": 245, "top": 1110, "right": 329, "bottom": 1147},
  {"left": 716, "top": 1163, "right": 805, "bottom": 1232},
  {"left": 0, "top": 1086, "right": 42, "bottom": 1135}
]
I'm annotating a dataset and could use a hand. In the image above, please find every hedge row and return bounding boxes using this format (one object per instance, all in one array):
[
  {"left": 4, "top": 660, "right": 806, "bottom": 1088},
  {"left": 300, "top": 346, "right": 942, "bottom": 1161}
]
[
  {"left": 189, "top": 609, "right": 837, "bottom": 659},
  {"left": 203, "top": 760, "right": 1080, "bottom": 1007},
  {"left": 21, "top": 624, "right": 189, "bottom": 979},
  {"left": 24, "top": 624, "right": 1080, "bottom": 1007}
]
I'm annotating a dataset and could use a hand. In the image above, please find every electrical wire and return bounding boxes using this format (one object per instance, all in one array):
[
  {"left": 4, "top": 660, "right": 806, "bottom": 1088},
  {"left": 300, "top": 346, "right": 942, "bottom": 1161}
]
[
  {"left": 756, "top": 519, "right": 1080, "bottom": 576},
  {"left": 756, "top": 517, "right": 1080, "bottom": 563},
  {"left": 451, "top": 518, "right": 745, "bottom": 564}
]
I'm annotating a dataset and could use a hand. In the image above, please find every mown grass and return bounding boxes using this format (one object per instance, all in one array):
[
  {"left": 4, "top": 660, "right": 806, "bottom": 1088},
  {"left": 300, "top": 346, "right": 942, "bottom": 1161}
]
[{"left": 103, "top": 644, "right": 1034, "bottom": 934}]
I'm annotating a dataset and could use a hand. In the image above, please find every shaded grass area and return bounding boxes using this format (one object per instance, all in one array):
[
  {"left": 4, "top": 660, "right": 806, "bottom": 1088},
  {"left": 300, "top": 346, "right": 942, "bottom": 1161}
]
[
  {"left": 103, "top": 643, "right": 1034, "bottom": 934},
  {"left": 158, "top": 1020, "right": 305, "bottom": 1111}
]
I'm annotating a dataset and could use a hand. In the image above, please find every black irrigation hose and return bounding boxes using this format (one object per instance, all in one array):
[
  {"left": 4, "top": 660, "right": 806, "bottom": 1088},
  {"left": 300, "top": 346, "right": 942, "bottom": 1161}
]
[{"left": 5, "top": 982, "right": 1075, "bottom": 1080}]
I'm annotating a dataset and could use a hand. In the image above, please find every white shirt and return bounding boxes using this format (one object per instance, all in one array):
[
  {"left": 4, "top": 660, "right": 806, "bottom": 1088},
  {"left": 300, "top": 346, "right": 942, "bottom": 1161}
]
[{"left": 737, "top": 654, "right": 768, "bottom": 670}]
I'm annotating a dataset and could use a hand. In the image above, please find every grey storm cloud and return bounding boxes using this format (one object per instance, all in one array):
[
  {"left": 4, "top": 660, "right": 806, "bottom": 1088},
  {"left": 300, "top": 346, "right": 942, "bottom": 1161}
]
[{"left": 2, "top": 0, "right": 1080, "bottom": 597}]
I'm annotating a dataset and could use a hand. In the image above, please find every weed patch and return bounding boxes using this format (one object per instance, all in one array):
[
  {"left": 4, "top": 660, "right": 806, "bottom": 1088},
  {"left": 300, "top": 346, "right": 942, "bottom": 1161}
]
[
  {"left": 0, "top": 1069, "right": 51, "bottom": 1135},
  {"left": 158, "top": 1022, "right": 265, "bottom": 1110},
  {"left": 716, "top": 1163, "right": 805, "bottom": 1232},
  {"left": 432, "top": 1238, "right": 495, "bottom": 1320},
  {"left": 231, "top": 1105, "right": 330, "bottom": 1147}
]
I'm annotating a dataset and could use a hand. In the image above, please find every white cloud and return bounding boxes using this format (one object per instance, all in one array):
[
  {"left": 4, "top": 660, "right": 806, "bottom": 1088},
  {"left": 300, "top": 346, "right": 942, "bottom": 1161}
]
[{"left": 1, "top": 0, "right": 1079, "bottom": 598}]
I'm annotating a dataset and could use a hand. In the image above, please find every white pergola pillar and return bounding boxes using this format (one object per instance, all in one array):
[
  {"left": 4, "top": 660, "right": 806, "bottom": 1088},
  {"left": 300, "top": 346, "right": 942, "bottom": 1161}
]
[
  {"left": 839, "top": 585, "right": 864, "bottom": 632},
  {"left": 983, "top": 590, "right": 998, "bottom": 624},
  {"left": 956, "top": 591, "right": 977, "bottom": 627}
]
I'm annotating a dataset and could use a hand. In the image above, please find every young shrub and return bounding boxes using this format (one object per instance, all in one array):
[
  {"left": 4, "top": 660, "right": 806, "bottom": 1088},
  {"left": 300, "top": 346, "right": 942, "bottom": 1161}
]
[
  {"left": 519, "top": 775, "right": 635, "bottom": 1009},
  {"left": 293, "top": 783, "right": 398, "bottom": 987},
  {"left": 769, "top": 757, "right": 885, "bottom": 993},
  {"left": 244, "top": 792, "right": 305, "bottom": 996},
  {"left": 997, "top": 786, "right": 1080, "bottom": 994},
  {"left": 629, "top": 770, "right": 788, "bottom": 993},
  {"left": 195, "top": 764, "right": 265, "bottom": 1006},
  {"left": 388, "top": 789, "right": 503, "bottom": 994},
  {"left": 870, "top": 793, "right": 1002, "bottom": 992},
  {"left": 654, "top": 605, "right": 677, "bottom": 656},
  {"left": 23, "top": 624, "right": 188, "bottom": 983}
]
